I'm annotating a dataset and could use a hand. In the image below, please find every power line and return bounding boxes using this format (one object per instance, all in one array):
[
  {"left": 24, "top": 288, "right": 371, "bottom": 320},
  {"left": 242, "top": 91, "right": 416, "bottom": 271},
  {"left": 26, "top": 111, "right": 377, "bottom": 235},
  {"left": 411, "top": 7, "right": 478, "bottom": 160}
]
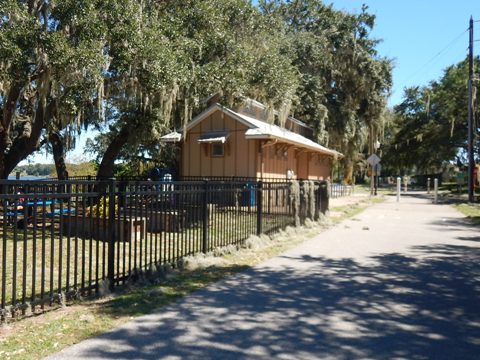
[{"left": 395, "top": 29, "right": 468, "bottom": 92}]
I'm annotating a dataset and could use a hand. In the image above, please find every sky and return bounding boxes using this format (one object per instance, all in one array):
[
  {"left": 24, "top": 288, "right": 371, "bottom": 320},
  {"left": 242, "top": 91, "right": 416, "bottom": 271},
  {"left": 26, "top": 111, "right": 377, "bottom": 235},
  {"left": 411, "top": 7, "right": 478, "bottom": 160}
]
[
  {"left": 329, "top": 0, "right": 480, "bottom": 105},
  {"left": 22, "top": 0, "right": 480, "bottom": 166}
]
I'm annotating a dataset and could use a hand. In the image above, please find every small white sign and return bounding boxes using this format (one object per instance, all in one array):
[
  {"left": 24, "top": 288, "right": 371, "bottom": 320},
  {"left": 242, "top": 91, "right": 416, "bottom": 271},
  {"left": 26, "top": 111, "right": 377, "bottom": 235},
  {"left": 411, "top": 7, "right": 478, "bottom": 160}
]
[{"left": 367, "top": 154, "right": 381, "bottom": 167}]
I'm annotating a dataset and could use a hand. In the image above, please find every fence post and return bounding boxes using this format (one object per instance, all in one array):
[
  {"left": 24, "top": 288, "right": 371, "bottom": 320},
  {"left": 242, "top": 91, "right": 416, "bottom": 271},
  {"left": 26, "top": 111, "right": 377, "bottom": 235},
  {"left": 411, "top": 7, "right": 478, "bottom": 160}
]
[
  {"left": 107, "top": 178, "right": 116, "bottom": 292},
  {"left": 202, "top": 180, "right": 209, "bottom": 253},
  {"left": 434, "top": 178, "right": 438, "bottom": 204},
  {"left": 396, "top": 177, "right": 401, "bottom": 202},
  {"left": 256, "top": 181, "right": 263, "bottom": 235},
  {"left": 314, "top": 181, "right": 320, "bottom": 220},
  {"left": 324, "top": 181, "right": 330, "bottom": 213}
]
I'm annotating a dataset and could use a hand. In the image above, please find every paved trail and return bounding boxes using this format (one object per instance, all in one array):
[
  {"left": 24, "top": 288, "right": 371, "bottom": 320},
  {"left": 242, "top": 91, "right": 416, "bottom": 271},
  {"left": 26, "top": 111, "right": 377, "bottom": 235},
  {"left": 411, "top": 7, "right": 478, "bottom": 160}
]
[{"left": 47, "top": 194, "right": 480, "bottom": 360}]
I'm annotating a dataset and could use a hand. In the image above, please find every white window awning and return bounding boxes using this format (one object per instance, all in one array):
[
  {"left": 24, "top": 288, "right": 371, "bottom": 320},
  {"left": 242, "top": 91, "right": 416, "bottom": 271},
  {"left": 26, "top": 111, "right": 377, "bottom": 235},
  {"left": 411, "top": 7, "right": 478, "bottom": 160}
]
[
  {"left": 160, "top": 131, "right": 182, "bottom": 143},
  {"left": 197, "top": 131, "right": 230, "bottom": 144}
]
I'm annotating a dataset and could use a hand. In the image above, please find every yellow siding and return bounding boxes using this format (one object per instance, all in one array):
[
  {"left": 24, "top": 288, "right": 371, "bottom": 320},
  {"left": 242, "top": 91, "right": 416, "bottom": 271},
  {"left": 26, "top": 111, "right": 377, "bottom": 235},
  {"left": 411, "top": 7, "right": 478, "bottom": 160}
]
[
  {"left": 259, "top": 144, "right": 299, "bottom": 179},
  {"left": 182, "top": 111, "right": 256, "bottom": 178},
  {"left": 210, "top": 111, "right": 225, "bottom": 176},
  {"left": 306, "top": 154, "right": 332, "bottom": 180},
  {"left": 297, "top": 152, "right": 309, "bottom": 179},
  {"left": 236, "top": 130, "right": 249, "bottom": 177},
  {"left": 181, "top": 108, "right": 333, "bottom": 180},
  {"left": 210, "top": 111, "right": 224, "bottom": 130},
  {"left": 224, "top": 119, "right": 236, "bottom": 176},
  {"left": 186, "top": 131, "right": 201, "bottom": 176}
]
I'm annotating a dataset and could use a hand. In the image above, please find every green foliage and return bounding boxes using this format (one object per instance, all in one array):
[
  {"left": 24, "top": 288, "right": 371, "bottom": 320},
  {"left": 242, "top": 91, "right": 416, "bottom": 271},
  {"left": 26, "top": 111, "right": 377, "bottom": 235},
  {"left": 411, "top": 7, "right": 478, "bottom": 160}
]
[
  {"left": 65, "top": 162, "right": 97, "bottom": 177},
  {"left": 13, "top": 161, "right": 97, "bottom": 177},
  {"left": 382, "top": 57, "right": 480, "bottom": 174},
  {"left": 259, "top": 0, "right": 393, "bottom": 177},
  {"left": 85, "top": 196, "right": 119, "bottom": 218},
  {"left": 13, "top": 163, "right": 55, "bottom": 177},
  {"left": 0, "top": 0, "right": 114, "bottom": 177},
  {"left": 2, "top": 0, "right": 392, "bottom": 180},
  {"left": 90, "top": 0, "right": 300, "bottom": 178}
]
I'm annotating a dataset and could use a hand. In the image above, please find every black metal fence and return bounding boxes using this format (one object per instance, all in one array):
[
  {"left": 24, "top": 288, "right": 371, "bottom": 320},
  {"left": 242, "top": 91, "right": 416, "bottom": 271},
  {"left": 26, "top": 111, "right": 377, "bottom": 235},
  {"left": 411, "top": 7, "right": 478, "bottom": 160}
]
[{"left": 0, "top": 179, "right": 329, "bottom": 322}]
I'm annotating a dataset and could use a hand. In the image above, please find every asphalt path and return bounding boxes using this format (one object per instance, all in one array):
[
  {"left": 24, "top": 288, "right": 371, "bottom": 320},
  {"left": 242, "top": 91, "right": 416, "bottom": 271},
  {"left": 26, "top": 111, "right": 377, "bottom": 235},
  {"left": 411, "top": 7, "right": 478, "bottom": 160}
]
[{"left": 47, "top": 193, "right": 480, "bottom": 359}]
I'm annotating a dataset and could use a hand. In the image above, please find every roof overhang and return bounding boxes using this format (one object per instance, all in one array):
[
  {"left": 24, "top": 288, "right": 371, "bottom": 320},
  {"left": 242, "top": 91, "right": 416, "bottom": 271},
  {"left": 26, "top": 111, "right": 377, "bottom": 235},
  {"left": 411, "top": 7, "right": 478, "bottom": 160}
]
[
  {"left": 245, "top": 129, "right": 342, "bottom": 158},
  {"left": 160, "top": 131, "right": 182, "bottom": 143},
  {"left": 197, "top": 131, "right": 230, "bottom": 144}
]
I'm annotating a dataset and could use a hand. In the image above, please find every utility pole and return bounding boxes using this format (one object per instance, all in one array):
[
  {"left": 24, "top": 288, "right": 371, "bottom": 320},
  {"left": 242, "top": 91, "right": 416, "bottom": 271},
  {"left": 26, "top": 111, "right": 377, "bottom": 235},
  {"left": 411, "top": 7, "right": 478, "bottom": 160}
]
[
  {"left": 468, "top": 16, "right": 475, "bottom": 202},
  {"left": 370, "top": 125, "right": 374, "bottom": 196}
]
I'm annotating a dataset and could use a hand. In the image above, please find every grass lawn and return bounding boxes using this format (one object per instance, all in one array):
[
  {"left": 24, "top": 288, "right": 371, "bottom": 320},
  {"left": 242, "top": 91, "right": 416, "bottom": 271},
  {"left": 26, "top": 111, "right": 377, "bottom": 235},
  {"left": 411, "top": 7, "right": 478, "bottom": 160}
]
[{"left": 0, "top": 195, "right": 379, "bottom": 360}]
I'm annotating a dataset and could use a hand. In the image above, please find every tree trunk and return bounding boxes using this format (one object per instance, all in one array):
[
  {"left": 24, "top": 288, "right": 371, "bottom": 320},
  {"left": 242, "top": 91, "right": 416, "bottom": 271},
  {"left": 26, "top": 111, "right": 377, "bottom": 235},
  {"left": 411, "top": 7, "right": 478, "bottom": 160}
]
[
  {"left": 0, "top": 84, "right": 23, "bottom": 179},
  {"left": 96, "top": 126, "right": 130, "bottom": 179},
  {"left": 342, "top": 159, "right": 353, "bottom": 185},
  {"left": 49, "top": 132, "right": 69, "bottom": 180},
  {"left": 343, "top": 161, "right": 354, "bottom": 185},
  {"left": 1, "top": 95, "right": 50, "bottom": 179}
]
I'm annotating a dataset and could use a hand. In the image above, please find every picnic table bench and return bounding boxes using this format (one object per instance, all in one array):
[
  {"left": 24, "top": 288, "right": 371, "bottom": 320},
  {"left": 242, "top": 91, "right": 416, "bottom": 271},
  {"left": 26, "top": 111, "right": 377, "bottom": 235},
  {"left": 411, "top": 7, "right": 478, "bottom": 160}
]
[{"left": 3, "top": 200, "right": 75, "bottom": 228}]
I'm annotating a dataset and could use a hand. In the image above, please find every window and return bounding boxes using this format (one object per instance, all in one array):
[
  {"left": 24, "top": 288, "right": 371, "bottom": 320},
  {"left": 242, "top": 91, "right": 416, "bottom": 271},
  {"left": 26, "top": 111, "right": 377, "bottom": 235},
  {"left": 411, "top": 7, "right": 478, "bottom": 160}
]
[
  {"left": 197, "top": 131, "right": 229, "bottom": 157},
  {"left": 211, "top": 143, "right": 224, "bottom": 157}
]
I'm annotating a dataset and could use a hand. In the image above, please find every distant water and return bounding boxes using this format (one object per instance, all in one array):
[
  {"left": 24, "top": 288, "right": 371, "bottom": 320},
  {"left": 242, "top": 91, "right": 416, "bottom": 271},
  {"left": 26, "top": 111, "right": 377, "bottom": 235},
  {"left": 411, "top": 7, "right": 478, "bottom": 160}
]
[{"left": 7, "top": 175, "right": 48, "bottom": 180}]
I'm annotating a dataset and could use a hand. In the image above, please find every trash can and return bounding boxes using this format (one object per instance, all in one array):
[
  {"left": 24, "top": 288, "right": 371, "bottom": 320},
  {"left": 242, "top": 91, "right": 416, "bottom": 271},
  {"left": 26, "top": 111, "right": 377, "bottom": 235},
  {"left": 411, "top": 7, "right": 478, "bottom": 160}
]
[{"left": 240, "top": 182, "right": 256, "bottom": 206}]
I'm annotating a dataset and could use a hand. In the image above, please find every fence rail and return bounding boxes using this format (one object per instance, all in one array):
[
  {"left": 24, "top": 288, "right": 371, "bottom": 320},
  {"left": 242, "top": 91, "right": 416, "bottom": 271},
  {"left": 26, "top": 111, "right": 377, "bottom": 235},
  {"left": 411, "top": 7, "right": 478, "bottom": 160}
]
[
  {"left": 330, "top": 183, "right": 354, "bottom": 198},
  {"left": 0, "top": 178, "right": 329, "bottom": 322}
]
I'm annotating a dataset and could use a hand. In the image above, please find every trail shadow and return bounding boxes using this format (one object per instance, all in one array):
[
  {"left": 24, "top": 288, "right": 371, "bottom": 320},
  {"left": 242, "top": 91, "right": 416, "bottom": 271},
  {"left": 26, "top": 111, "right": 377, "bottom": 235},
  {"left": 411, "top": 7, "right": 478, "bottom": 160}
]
[
  {"left": 100, "top": 265, "right": 251, "bottom": 318},
  {"left": 395, "top": 192, "right": 480, "bottom": 231},
  {"left": 64, "top": 243, "right": 480, "bottom": 360},
  {"left": 429, "top": 217, "right": 480, "bottom": 231},
  {"left": 397, "top": 191, "right": 472, "bottom": 206},
  {"left": 456, "top": 236, "right": 480, "bottom": 242}
]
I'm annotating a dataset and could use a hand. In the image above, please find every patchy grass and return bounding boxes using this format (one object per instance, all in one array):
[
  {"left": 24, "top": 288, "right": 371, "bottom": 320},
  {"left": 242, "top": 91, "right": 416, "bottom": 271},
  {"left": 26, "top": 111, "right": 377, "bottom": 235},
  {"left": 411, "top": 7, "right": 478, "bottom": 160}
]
[
  {"left": 352, "top": 184, "right": 392, "bottom": 196},
  {"left": 330, "top": 196, "right": 385, "bottom": 223},
  {"left": 0, "top": 210, "right": 291, "bottom": 308},
  {"left": 0, "top": 196, "right": 378, "bottom": 360},
  {"left": 453, "top": 203, "right": 480, "bottom": 225},
  {"left": 438, "top": 181, "right": 479, "bottom": 195}
]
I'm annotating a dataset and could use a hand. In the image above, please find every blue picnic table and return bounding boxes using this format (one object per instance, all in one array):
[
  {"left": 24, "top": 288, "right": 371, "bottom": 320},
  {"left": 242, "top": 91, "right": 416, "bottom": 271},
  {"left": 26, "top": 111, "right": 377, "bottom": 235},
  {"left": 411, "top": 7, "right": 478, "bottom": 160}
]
[{"left": 4, "top": 199, "right": 75, "bottom": 228}]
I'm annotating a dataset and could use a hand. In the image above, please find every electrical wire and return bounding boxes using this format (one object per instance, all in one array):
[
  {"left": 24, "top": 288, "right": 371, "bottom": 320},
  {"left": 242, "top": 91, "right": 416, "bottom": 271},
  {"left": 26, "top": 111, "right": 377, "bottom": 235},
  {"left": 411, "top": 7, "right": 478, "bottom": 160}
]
[{"left": 395, "top": 29, "right": 468, "bottom": 92}]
